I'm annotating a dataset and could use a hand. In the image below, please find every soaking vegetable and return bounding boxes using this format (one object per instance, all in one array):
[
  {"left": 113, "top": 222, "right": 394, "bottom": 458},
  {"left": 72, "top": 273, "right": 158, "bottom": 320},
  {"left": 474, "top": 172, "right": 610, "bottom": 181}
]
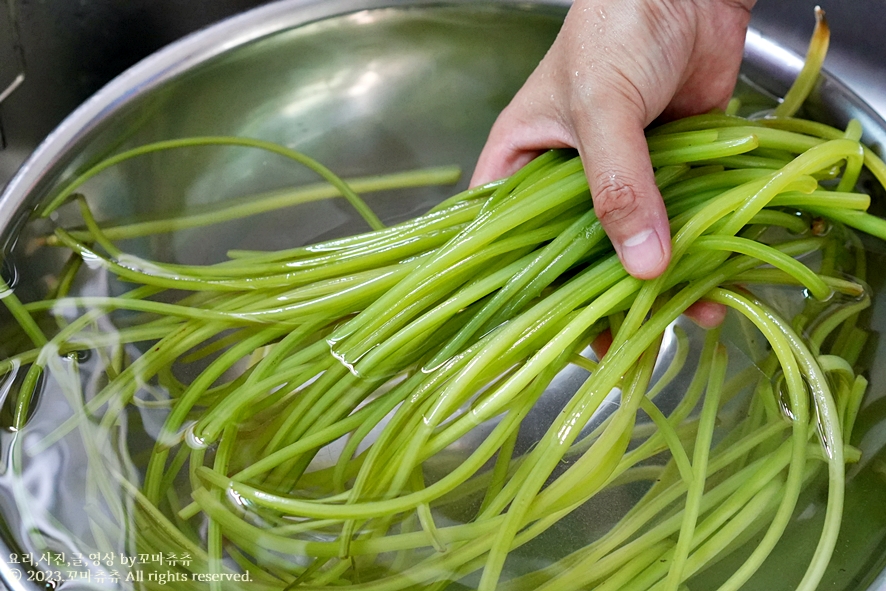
[{"left": 1, "top": 10, "right": 885, "bottom": 591}]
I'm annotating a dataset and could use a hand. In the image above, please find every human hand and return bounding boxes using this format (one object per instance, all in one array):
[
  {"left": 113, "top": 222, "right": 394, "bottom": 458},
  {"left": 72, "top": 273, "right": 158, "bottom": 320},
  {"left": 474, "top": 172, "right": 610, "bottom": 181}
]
[{"left": 471, "top": 0, "right": 755, "bottom": 280}]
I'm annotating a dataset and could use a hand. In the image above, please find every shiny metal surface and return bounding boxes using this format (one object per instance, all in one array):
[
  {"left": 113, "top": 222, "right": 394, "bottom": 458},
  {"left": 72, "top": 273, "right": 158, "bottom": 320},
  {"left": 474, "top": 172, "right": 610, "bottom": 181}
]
[
  {"left": 751, "top": 1, "right": 886, "bottom": 128},
  {"left": 0, "top": 2, "right": 876, "bottom": 179},
  {"left": 1, "top": 1, "right": 884, "bottom": 190},
  {"left": 0, "top": 0, "right": 275, "bottom": 184},
  {"left": 0, "top": 0, "right": 557, "bottom": 245},
  {"left": 0, "top": 5, "right": 570, "bottom": 588},
  {"left": 0, "top": 1, "right": 886, "bottom": 590}
]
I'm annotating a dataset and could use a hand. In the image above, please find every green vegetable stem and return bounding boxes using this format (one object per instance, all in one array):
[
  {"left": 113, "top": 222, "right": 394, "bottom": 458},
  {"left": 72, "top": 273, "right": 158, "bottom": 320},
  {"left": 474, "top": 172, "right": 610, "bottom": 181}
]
[{"left": 0, "top": 10, "right": 882, "bottom": 591}]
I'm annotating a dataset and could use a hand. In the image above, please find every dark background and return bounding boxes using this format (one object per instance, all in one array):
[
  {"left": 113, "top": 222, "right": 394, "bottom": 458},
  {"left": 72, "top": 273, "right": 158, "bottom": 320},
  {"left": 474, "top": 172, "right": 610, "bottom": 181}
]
[{"left": 0, "top": 0, "right": 884, "bottom": 188}]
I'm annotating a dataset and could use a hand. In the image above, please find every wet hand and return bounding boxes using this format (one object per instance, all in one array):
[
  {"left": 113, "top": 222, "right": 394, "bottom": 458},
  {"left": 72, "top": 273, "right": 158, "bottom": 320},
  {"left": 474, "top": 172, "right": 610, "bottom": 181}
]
[{"left": 471, "top": 0, "right": 755, "bottom": 279}]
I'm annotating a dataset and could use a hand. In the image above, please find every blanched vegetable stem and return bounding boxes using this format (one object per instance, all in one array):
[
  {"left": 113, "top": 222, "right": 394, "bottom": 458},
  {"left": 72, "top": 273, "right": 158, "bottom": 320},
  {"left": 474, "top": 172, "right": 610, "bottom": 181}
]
[{"left": 2, "top": 15, "right": 883, "bottom": 589}]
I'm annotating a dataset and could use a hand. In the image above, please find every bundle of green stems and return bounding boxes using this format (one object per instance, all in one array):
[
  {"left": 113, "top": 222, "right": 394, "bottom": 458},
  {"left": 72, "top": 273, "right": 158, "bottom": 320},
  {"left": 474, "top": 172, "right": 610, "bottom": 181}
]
[{"left": 2, "top": 18, "right": 886, "bottom": 591}]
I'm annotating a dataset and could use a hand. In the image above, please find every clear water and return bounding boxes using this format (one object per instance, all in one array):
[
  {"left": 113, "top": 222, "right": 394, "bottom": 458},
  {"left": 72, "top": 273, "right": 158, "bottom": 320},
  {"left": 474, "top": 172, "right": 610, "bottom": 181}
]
[
  {"left": 1, "top": 210, "right": 886, "bottom": 591},
  {"left": 2, "top": 120, "right": 886, "bottom": 590}
]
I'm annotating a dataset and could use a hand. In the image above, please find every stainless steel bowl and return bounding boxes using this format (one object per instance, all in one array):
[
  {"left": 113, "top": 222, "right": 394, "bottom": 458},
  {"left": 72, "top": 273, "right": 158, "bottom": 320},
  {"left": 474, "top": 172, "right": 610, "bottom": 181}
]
[{"left": 1, "top": 1, "right": 886, "bottom": 590}]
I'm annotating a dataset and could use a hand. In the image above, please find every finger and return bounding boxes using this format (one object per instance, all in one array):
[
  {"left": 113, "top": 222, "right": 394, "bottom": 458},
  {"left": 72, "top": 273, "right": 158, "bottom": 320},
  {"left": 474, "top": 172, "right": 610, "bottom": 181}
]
[
  {"left": 470, "top": 81, "right": 573, "bottom": 188},
  {"left": 684, "top": 300, "right": 728, "bottom": 329},
  {"left": 470, "top": 114, "right": 545, "bottom": 187},
  {"left": 591, "top": 328, "right": 613, "bottom": 359},
  {"left": 577, "top": 107, "right": 671, "bottom": 280},
  {"left": 663, "top": 0, "right": 754, "bottom": 120}
]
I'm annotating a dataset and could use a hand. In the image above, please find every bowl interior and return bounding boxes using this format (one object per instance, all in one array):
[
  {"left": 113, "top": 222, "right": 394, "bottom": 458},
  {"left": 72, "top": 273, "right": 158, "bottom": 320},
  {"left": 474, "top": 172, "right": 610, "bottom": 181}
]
[{"left": 2, "top": 3, "right": 886, "bottom": 590}]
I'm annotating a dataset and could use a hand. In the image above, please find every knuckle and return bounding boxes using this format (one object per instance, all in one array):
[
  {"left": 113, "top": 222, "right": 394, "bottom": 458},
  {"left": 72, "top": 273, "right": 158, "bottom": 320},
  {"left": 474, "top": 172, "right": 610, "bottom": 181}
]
[{"left": 592, "top": 173, "right": 642, "bottom": 226}]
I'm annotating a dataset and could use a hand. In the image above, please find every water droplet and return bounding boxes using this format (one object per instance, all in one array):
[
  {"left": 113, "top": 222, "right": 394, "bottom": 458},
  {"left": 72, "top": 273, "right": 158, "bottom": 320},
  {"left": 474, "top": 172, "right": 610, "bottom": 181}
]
[
  {"left": 80, "top": 250, "right": 103, "bottom": 270},
  {"left": 65, "top": 349, "right": 91, "bottom": 363},
  {"left": 813, "top": 402, "right": 834, "bottom": 459},
  {"left": 329, "top": 344, "right": 362, "bottom": 377},
  {"left": 185, "top": 423, "right": 208, "bottom": 450},
  {"left": 0, "top": 359, "right": 22, "bottom": 409},
  {"left": 0, "top": 256, "right": 18, "bottom": 298},
  {"left": 749, "top": 108, "right": 777, "bottom": 121},
  {"left": 227, "top": 486, "right": 251, "bottom": 509},
  {"left": 774, "top": 371, "right": 816, "bottom": 426}
]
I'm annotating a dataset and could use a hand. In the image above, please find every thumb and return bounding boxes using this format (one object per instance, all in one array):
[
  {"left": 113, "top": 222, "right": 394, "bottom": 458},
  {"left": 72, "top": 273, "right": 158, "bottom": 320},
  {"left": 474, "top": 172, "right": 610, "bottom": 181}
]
[{"left": 578, "top": 109, "right": 671, "bottom": 279}]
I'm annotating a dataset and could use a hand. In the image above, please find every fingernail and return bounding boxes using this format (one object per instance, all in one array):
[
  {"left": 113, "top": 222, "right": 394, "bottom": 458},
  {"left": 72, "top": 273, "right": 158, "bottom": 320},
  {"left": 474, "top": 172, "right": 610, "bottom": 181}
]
[{"left": 621, "top": 228, "right": 665, "bottom": 277}]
